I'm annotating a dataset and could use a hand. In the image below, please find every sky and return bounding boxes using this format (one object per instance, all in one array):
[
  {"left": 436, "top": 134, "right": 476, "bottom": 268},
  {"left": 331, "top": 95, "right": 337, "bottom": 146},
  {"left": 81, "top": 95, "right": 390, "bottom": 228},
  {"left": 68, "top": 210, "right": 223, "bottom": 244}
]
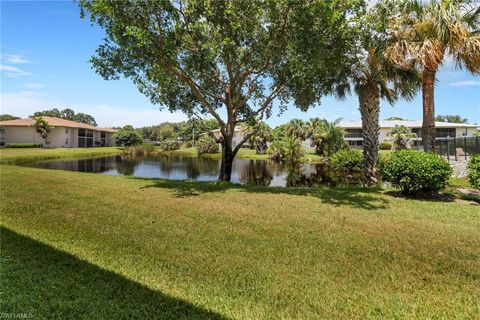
[{"left": 1, "top": 1, "right": 479, "bottom": 128}]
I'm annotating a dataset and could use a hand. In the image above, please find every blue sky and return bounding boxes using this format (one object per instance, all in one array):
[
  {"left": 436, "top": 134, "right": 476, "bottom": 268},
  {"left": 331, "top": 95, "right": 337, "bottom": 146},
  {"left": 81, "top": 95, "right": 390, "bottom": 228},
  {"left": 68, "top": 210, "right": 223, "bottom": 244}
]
[{"left": 1, "top": 1, "right": 479, "bottom": 127}]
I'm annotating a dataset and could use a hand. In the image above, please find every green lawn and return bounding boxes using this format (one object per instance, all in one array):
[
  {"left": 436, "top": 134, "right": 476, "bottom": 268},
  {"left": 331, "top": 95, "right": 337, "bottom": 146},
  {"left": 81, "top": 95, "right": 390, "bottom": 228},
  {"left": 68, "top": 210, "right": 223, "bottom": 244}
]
[
  {"left": 0, "top": 147, "right": 122, "bottom": 164},
  {"left": 1, "top": 164, "right": 479, "bottom": 319}
]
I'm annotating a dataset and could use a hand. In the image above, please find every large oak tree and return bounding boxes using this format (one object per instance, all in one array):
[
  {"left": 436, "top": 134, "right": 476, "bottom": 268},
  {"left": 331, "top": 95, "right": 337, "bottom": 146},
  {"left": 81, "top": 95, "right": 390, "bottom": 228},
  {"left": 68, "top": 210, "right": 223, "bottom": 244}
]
[{"left": 79, "top": 0, "right": 362, "bottom": 181}]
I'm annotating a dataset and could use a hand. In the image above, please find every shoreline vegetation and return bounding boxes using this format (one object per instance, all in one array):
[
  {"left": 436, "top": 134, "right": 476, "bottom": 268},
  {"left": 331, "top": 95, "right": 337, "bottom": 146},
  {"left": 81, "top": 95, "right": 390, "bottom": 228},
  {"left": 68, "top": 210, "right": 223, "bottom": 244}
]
[
  {"left": 1, "top": 164, "right": 479, "bottom": 319},
  {"left": 0, "top": 147, "right": 123, "bottom": 164},
  {"left": 0, "top": 147, "right": 469, "bottom": 192},
  {"left": 0, "top": 146, "right": 325, "bottom": 165}
]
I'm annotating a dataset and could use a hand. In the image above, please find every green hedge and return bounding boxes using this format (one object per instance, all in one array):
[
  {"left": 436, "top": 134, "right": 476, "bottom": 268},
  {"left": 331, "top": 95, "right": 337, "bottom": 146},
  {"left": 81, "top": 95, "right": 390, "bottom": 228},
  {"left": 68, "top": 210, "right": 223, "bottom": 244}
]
[
  {"left": 379, "top": 150, "right": 452, "bottom": 194},
  {"left": 467, "top": 155, "right": 480, "bottom": 190},
  {"left": 6, "top": 143, "right": 42, "bottom": 148},
  {"left": 159, "top": 139, "right": 180, "bottom": 151},
  {"left": 379, "top": 141, "right": 392, "bottom": 150},
  {"left": 330, "top": 149, "right": 363, "bottom": 184}
]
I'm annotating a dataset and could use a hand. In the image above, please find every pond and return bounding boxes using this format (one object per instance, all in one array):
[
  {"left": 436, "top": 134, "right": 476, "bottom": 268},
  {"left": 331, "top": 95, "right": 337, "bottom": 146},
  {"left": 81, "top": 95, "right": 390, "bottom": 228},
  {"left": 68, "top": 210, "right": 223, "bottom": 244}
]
[{"left": 28, "top": 155, "right": 335, "bottom": 187}]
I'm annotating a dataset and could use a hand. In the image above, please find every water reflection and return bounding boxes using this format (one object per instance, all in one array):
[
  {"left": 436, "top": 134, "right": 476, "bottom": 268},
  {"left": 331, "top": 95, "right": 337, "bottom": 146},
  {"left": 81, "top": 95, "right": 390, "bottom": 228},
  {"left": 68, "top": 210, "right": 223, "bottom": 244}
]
[
  {"left": 239, "top": 160, "right": 273, "bottom": 186},
  {"left": 29, "top": 155, "right": 336, "bottom": 188}
]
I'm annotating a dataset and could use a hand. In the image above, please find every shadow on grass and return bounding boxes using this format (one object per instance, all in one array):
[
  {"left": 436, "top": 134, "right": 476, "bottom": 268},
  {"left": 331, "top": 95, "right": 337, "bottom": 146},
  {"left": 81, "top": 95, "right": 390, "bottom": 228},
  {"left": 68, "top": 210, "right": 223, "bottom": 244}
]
[
  {"left": 137, "top": 178, "right": 389, "bottom": 210},
  {"left": 384, "top": 190, "right": 457, "bottom": 203},
  {"left": 0, "top": 227, "right": 228, "bottom": 320}
]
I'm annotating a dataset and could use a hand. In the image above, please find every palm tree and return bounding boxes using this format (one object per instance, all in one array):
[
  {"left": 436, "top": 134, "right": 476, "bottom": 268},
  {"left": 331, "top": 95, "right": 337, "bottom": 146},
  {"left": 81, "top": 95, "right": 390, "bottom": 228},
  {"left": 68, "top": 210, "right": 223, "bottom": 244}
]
[
  {"left": 32, "top": 117, "right": 52, "bottom": 147},
  {"left": 388, "top": 125, "right": 417, "bottom": 150},
  {"left": 283, "top": 136, "right": 305, "bottom": 166},
  {"left": 285, "top": 119, "right": 308, "bottom": 140},
  {"left": 240, "top": 122, "right": 274, "bottom": 154},
  {"left": 331, "top": 49, "right": 419, "bottom": 185},
  {"left": 386, "top": 0, "right": 480, "bottom": 152},
  {"left": 308, "top": 118, "right": 346, "bottom": 156},
  {"left": 329, "top": 1, "right": 420, "bottom": 185}
]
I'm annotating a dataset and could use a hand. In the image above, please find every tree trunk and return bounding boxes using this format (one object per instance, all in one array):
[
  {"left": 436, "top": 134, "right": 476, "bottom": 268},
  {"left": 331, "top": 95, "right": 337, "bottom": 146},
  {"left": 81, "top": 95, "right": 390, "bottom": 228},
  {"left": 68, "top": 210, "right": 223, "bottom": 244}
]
[
  {"left": 218, "top": 131, "right": 237, "bottom": 182},
  {"left": 422, "top": 69, "right": 436, "bottom": 153},
  {"left": 358, "top": 84, "right": 380, "bottom": 185}
]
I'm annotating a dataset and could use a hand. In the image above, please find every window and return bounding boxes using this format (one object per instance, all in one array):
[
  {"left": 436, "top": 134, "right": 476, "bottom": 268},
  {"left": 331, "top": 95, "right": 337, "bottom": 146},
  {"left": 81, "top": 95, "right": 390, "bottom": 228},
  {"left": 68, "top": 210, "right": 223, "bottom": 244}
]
[
  {"left": 78, "top": 129, "right": 94, "bottom": 147},
  {"left": 345, "top": 129, "right": 362, "bottom": 138},
  {"left": 412, "top": 128, "right": 421, "bottom": 137},
  {"left": 435, "top": 128, "right": 456, "bottom": 138},
  {"left": 100, "top": 131, "right": 107, "bottom": 147},
  {"left": 65, "top": 128, "right": 69, "bottom": 133}
]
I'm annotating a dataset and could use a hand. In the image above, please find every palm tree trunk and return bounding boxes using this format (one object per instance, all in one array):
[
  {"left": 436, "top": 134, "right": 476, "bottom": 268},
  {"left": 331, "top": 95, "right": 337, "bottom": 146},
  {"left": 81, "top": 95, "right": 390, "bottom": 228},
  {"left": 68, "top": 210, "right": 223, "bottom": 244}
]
[
  {"left": 359, "top": 84, "right": 380, "bottom": 185},
  {"left": 422, "top": 69, "right": 436, "bottom": 153}
]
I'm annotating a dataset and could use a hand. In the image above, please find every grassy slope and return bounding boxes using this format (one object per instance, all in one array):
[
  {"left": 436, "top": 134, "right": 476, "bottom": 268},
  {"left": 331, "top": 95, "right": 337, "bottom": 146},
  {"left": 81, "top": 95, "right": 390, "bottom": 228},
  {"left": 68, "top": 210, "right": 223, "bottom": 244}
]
[
  {"left": 0, "top": 147, "right": 122, "bottom": 164},
  {"left": 1, "top": 165, "right": 479, "bottom": 319}
]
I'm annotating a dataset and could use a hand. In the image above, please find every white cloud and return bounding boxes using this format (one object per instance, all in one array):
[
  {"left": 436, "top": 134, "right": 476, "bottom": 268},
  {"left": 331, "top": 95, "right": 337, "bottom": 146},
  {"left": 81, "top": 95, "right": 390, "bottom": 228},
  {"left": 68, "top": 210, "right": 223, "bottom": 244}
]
[
  {"left": 24, "top": 83, "right": 45, "bottom": 89},
  {"left": 449, "top": 80, "right": 480, "bottom": 87},
  {"left": 0, "top": 64, "right": 31, "bottom": 77},
  {"left": 0, "top": 91, "right": 187, "bottom": 127},
  {"left": 2, "top": 54, "right": 31, "bottom": 64}
]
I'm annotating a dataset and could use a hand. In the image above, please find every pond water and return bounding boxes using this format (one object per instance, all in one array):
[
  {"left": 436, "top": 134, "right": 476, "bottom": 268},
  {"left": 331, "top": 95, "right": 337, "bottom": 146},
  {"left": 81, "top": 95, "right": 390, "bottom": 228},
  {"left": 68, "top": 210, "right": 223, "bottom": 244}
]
[{"left": 28, "top": 155, "right": 334, "bottom": 187}]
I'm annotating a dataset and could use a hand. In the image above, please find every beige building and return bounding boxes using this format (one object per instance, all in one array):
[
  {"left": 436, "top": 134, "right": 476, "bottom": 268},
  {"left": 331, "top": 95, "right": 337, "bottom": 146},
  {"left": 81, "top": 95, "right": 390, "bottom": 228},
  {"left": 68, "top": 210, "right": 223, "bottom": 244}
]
[
  {"left": 0, "top": 116, "right": 116, "bottom": 148},
  {"left": 340, "top": 120, "right": 479, "bottom": 146},
  {"left": 206, "top": 120, "right": 478, "bottom": 149}
]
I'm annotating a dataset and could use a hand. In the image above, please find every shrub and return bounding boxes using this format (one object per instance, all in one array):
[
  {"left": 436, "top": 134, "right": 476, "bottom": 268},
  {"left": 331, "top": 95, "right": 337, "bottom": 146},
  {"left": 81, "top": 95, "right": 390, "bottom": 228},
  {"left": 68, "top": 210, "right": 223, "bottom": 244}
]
[
  {"left": 122, "top": 146, "right": 144, "bottom": 156},
  {"left": 183, "top": 141, "right": 193, "bottom": 148},
  {"left": 467, "top": 155, "right": 480, "bottom": 190},
  {"left": 379, "top": 141, "right": 392, "bottom": 150},
  {"left": 379, "top": 150, "right": 452, "bottom": 194},
  {"left": 196, "top": 136, "right": 219, "bottom": 154},
  {"left": 387, "top": 125, "right": 416, "bottom": 150},
  {"left": 267, "top": 140, "right": 286, "bottom": 161},
  {"left": 142, "top": 143, "right": 155, "bottom": 155},
  {"left": 6, "top": 143, "right": 42, "bottom": 148},
  {"left": 330, "top": 149, "right": 363, "bottom": 184},
  {"left": 282, "top": 136, "right": 305, "bottom": 165},
  {"left": 159, "top": 139, "right": 180, "bottom": 151},
  {"left": 114, "top": 125, "right": 143, "bottom": 146}
]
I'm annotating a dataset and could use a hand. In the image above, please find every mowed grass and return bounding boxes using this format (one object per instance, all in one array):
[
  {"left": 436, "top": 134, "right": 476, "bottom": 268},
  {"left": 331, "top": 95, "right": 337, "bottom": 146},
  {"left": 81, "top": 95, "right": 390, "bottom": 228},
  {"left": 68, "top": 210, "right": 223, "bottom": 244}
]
[
  {"left": 1, "top": 165, "right": 479, "bottom": 319},
  {"left": 0, "top": 147, "right": 122, "bottom": 164}
]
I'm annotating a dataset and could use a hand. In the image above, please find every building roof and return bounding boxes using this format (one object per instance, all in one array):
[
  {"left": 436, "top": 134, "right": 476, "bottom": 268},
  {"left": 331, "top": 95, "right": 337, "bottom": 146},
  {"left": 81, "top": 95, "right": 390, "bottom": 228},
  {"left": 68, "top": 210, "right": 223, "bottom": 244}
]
[
  {"left": 339, "top": 120, "right": 478, "bottom": 129},
  {"left": 0, "top": 116, "right": 116, "bottom": 133}
]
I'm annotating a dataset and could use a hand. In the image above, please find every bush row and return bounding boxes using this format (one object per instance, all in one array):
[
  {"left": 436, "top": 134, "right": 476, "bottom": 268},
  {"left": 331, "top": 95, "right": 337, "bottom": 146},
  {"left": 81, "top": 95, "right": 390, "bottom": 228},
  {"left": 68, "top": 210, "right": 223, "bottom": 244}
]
[
  {"left": 379, "top": 150, "right": 452, "bottom": 194},
  {"left": 329, "top": 149, "right": 454, "bottom": 194},
  {"left": 159, "top": 139, "right": 181, "bottom": 151},
  {"left": 6, "top": 143, "right": 42, "bottom": 148}
]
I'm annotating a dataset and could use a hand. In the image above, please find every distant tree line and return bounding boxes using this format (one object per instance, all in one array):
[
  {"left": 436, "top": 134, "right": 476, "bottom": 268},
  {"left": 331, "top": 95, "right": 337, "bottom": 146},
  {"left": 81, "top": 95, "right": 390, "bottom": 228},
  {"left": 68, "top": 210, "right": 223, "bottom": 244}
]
[
  {"left": 0, "top": 114, "right": 20, "bottom": 121},
  {"left": 1, "top": 109, "right": 98, "bottom": 126},
  {"left": 29, "top": 108, "right": 98, "bottom": 126},
  {"left": 435, "top": 115, "right": 469, "bottom": 124},
  {"left": 138, "top": 118, "right": 219, "bottom": 142},
  {"left": 384, "top": 115, "right": 469, "bottom": 124}
]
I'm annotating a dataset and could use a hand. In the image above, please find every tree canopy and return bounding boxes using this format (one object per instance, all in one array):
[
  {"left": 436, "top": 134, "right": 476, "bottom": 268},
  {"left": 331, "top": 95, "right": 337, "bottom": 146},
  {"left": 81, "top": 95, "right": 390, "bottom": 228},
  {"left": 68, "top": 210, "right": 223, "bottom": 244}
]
[
  {"left": 435, "top": 115, "right": 468, "bottom": 124},
  {"left": 385, "top": 117, "right": 407, "bottom": 121},
  {"left": 31, "top": 108, "right": 98, "bottom": 126},
  {"left": 79, "top": 0, "right": 364, "bottom": 181},
  {"left": 0, "top": 114, "right": 20, "bottom": 121},
  {"left": 114, "top": 125, "right": 143, "bottom": 146}
]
